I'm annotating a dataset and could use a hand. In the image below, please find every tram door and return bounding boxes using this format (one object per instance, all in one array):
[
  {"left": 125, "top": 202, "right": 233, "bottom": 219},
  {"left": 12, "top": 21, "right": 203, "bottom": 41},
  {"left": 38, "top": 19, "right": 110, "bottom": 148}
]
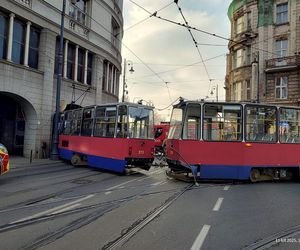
[{"left": 0, "top": 95, "right": 25, "bottom": 155}]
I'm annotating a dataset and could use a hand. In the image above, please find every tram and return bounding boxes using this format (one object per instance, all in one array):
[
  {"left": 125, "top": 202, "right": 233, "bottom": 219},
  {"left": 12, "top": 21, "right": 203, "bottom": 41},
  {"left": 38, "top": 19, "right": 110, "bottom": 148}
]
[
  {"left": 166, "top": 99, "right": 300, "bottom": 182},
  {"left": 59, "top": 103, "right": 155, "bottom": 173},
  {"left": 154, "top": 123, "right": 170, "bottom": 153},
  {"left": 0, "top": 143, "right": 9, "bottom": 175}
]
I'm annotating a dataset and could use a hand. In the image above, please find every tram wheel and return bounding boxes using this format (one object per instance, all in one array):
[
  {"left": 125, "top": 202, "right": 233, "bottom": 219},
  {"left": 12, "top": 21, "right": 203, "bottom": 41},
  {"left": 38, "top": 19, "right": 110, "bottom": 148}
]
[
  {"left": 250, "top": 169, "right": 260, "bottom": 183},
  {"left": 71, "top": 154, "right": 82, "bottom": 166}
]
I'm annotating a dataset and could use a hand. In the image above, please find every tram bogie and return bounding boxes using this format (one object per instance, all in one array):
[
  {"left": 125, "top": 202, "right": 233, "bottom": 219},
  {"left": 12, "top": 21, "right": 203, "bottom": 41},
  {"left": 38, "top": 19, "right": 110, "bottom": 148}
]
[
  {"left": 58, "top": 103, "right": 155, "bottom": 173},
  {"left": 166, "top": 100, "right": 300, "bottom": 182}
]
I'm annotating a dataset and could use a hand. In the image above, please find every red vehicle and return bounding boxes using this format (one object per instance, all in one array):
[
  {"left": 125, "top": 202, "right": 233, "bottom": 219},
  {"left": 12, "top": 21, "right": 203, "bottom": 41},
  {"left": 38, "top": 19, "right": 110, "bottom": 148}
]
[
  {"left": 59, "top": 103, "right": 155, "bottom": 173},
  {"left": 0, "top": 143, "right": 9, "bottom": 175},
  {"left": 166, "top": 100, "right": 300, "bottom": 182},
  {"left": 154, "top": 123, "right": 170, "bottom": 153}
]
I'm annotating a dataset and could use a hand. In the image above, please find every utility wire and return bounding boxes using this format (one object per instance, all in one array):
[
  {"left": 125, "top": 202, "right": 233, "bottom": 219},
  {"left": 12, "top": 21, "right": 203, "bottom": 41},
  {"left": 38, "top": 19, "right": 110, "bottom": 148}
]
[
  {"left": 129, "top": 0, "right": 279, "bottom": 57},
  {"left": 174, "top": 0, "right": 213, "bottom": 95}
]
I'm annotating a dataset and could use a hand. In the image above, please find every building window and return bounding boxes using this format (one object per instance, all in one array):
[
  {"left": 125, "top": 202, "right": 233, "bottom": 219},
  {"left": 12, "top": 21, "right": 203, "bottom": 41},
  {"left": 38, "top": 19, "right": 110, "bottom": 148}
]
[
  {"left": 275, "top": 76, "right": 288, "bottom": 99},
  {"left": 246, "top": 80, "right": 251, "bottom": 100},
  {"left": 67, "top": 44, "right": 75, "bottom": 79},
  {"left": 77, "top": 48, "right": 84, "bottom": 83},
  {"left": 0, "top": 14, "right": 8, "bottom": 59},
  {"left": 276, "top": 39, "right": 288, "bottom": 57},
  {"left": 12, "top": 19, "right": 25, "bottom": 64},
  {"left": 276, "top": 3, "right": 288, "bottom": 24},
  {"left": 69, "top": 0, "right": 87, "bottom": 25},
  {"left": 233, "top": 82, "right": 242, "bottom": 101},
  {"left": 28, "top": 26, "right": 39, "bottom": 69},
  {"left": 111, "top": 17, "right": 120, "bottom": 48},
  {"left": 87, "top": 53, "right": 92, "bottom": 85},
  {"left": 235, "top": 16, "right": 243, "bottom": 34},
  {"left": 234, "top": 49, "right": 243, "bottom": 68},
  {"left": 102, "top": 60, "right": 108, "bottom": 90}
]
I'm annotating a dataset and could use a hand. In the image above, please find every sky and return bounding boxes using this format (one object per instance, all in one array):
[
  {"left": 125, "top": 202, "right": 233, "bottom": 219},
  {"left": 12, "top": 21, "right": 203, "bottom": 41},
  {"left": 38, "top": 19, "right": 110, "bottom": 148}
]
[{"left": 121, "top": 0, "right": 232, "bottom": 120}]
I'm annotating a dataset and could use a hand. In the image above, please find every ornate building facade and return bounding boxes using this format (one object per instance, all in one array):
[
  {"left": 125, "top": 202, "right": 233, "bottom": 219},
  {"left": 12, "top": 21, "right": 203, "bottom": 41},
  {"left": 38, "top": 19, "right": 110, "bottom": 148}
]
[
  {"left": 0, "top": 0, "right": 123, "bottom": 157},
  {"left": 225, "top": 0, "right": 300, "bottom": 105}
]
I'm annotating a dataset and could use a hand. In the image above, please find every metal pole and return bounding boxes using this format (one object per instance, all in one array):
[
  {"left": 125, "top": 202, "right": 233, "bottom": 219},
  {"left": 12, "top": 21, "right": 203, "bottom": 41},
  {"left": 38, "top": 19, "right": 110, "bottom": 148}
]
[
  {"left": 216, "top": 85, "right": 218, "bottom": 102},
  {"left": 122, "top": 58, "right": 127, "bottom": 102},
  {"left": 50, "top": 0, "right": 66, "bottom": 160},
  {"left": 257, "top": 52, "right": 260, "bottom": 103}
]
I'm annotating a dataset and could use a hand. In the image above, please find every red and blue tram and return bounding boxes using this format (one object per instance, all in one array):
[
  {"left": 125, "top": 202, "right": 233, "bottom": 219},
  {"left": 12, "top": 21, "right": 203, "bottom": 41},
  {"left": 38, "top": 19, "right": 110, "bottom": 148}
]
[
  {"left": 58, "top": 103, "right": 155, "bottom": 173},
  {"left": 166, "top": 100, "right": 300, "bottom": 182}
]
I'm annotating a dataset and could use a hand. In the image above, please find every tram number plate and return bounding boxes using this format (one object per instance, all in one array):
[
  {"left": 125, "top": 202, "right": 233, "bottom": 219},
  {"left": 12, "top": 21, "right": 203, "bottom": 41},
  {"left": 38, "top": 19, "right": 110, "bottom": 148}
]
[{"left": 138, "top": 150, "right": 144, "bottom": 155}]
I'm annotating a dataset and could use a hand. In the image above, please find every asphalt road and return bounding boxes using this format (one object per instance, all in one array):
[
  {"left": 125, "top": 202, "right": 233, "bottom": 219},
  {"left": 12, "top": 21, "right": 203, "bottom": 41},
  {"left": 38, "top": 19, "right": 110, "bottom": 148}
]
[{"left": 0, "top": 161, "right": 299, "bottom": 250}]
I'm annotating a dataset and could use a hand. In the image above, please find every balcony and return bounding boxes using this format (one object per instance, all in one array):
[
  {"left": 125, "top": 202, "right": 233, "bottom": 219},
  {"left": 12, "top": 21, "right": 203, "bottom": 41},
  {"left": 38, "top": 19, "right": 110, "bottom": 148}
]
[
  {"left": 265, "top": 55, "right": 300, "bottom": 73},
  {"left": 229, "top": 29, "right": 257, "bottom": 49}
]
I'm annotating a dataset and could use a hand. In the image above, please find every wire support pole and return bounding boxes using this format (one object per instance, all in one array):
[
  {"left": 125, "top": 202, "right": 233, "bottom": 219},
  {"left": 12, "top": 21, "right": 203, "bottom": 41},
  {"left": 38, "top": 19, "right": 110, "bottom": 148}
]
[
  {"left": 50, "top": 0, "right": 66, "bottom": 160},
  {"left": 122, "top": 58, "right": 127, "bottom": 102}
]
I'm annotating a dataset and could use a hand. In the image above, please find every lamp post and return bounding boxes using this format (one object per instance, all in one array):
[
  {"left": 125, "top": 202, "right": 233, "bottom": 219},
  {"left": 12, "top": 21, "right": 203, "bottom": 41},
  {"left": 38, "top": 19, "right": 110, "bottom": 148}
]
[
  {"left": 50, "top": 0, "right": 66, "bottom": 160},
  {"left": 122, "top": 59, "right": 134, "bottom": 102},
  {"left": 252, "top": 52, "right": 259, "bottom": 103},
  {"left": 210, "top": 85, "right": 219, "bottom": 102}
]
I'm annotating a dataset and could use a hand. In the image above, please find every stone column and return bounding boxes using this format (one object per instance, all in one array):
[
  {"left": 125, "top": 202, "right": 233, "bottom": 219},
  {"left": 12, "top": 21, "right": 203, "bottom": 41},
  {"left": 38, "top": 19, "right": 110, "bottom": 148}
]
[
  {"left": 7, "top": 13, "right": 15, "bottom": 61},
  {"left": 106, "top": 61, "right": 110, "bottom": 92},
  {"left": 74, "top": 45, "right": 79, "bottom": 81},
  {"left": 38, "top": 28, "right": 57, "bottom": 158},
  {"left": 24, "top": 21, "right": 31, "bottom": 67},
  {"left": 63, "top": 40, "right": 69, "bottom": 78},
  {"left": 84, "top": 49, "right": 88, "bottom": 84}
]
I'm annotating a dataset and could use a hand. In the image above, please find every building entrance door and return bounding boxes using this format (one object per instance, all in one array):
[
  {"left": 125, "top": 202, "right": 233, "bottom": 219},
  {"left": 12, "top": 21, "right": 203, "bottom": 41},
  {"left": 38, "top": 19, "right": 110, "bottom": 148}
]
[{"left": 0, "top": 95, "right": 25, "bottom": 155}]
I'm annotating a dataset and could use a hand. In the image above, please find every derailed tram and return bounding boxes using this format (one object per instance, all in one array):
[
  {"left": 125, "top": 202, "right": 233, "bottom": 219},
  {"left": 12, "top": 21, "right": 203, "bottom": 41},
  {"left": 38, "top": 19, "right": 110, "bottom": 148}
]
[
  {"left": 166, "top": 100, "right": 300, "bottom": 182},
  {"left": 59, "top": 103, "right": 155, "bottom": 173}
]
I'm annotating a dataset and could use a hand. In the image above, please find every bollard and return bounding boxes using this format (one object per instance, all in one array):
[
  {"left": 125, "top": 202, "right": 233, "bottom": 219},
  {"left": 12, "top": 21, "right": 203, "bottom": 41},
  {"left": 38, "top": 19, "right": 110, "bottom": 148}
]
[{"left": 30, "top": 150, "right": 33, "bottom": 164}]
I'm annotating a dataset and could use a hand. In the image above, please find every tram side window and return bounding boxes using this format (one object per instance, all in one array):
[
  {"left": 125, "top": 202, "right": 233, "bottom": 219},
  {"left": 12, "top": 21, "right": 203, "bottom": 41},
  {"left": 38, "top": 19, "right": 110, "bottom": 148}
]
[
  {"left": 128, "top": 107, "right": 153, "bottom": 139},
  {"left": 94, "top": 107, "right": 116, "bottom": 137},
  {"left": 71, "top": 109, "right": 82, "bottom": 135},
  {"left": 116, "top": 105, "right": 128, "bottom": 138},
  {"left": 58, "top": 113, "right": 65, "bottom": 134},
  {"left": 182, "top": 104, "right": 201, "bottom": 140},
  {"left": 279, "top": 108, "right": 300, "bottom": 143},
  {"left": 81, "top": 108, "right": 95, "bottom": 136},
  {"left": 63, "top": 111, "right": 73, "bottom": 135},
  {"left": 245, "top": 105, "right": 277, "bottom": 142},
  {"left": 168, "top": 108, "right": 183, "bottom": 139},
  {"left": 203, "top": 104, "right": 242, "bottom": 141}
]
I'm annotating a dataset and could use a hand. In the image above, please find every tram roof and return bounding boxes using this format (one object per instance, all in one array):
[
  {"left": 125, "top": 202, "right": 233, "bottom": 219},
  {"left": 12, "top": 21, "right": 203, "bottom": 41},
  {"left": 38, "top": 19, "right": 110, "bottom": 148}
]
[
  {"left": 63, "top": 102, "right": 154, "bottom": 112},
  {"left": 173, "top": 100, "right": 300, "bottom": 109}
]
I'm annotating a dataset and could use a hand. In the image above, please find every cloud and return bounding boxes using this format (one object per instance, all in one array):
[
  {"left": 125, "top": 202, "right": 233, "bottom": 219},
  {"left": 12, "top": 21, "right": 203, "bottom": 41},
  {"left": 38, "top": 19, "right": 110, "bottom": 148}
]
[{"left": 122, "top": 0, "right": 231, "bottom": 119}]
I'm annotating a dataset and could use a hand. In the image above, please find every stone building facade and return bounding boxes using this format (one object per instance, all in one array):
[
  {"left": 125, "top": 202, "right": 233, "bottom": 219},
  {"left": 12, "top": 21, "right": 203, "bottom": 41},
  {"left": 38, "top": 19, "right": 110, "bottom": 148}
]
[
  {"left": 0, "top": 0, "right": 123, "bottom": 157},
  {"left": 225, "top": 0, "right": 300, "bottom": 105}
]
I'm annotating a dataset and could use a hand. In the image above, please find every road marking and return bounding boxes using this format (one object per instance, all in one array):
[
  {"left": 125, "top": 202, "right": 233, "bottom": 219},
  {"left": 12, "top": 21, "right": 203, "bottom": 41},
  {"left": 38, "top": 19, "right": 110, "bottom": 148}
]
[
  {"left": 12, "top": 194, "right": 94, "bottom": 223},
  {"left": 213, "top": 197, "right": 224, "bottom": 212},
  {"left": 224, "top": 185, "right": 230, "bottom": 191},
  {"left": 190, "top": 225, "right": 211, "bottom": 250},
  {"left": 106, "top": 169, "right": 163, "bottom": 190},
  {"left": 51, "top": 203, "right": 81, "bottom": 214},
  {"left": 105, "top": 191, "right": 112, "bottom": 195},
  {"left": 151, "top": 181, "right": 163, "bottom": 186}
]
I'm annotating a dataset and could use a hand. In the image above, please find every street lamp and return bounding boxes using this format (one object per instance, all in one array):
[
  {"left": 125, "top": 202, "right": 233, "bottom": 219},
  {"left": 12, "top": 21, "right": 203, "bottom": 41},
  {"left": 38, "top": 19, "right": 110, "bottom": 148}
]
[
  {"left": 122, "top": 59, "right": 134, "bottom": 102},
  {"left": 50, "top": 0, "right": 67, "bottom": 160},
  {"left": 252, "top": 52, "right": 260, "bottom": 103},
  {"left": 210, "top": 85, "right": 219, "bottom": 102}
]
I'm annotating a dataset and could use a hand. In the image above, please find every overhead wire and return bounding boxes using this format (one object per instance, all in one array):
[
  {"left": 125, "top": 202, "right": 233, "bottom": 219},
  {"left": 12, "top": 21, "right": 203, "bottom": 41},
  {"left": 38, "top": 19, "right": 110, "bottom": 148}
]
[
  {"left": 48, "top": 1, "right": 177, "bottom": 103},
  {"left": 174, "top": 0, "right": 214, "bottom": 96}
]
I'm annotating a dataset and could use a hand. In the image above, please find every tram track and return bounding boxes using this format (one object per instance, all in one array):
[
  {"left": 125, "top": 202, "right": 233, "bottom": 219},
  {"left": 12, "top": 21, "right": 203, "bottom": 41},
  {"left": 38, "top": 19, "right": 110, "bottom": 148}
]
[
  {"left": 102, "top": 184, "right": 193, "bottom": 250},
  {"left": 242, "top": 224, "right": 300, "bottom": 250},
  {"left": 8, "top": 186, "right": 189, "bottom": 250}
]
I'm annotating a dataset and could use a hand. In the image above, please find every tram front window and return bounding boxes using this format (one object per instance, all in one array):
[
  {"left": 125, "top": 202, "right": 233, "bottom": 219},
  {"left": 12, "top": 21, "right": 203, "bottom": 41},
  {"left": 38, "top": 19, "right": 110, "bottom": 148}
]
[
  {"left": 279, "top": 108, "right": 300, "bottom": 143},
  {"left": 168, "top": 108, "right": 183, "bottom": 139},
  {"left": 128, "top": 107, "right": 154, "bottom": 139},
  {"left": 182, "top": 104, "right": 201, "bottom": 140},
  {"left": 245, "top": 105, "right": 277, "bottom": 142},
  {"left": 203, "top": 104, "right": 242, "bottom": 141},
  {"left": 117, "top": 105, "right": 128, "bottom": 138}
]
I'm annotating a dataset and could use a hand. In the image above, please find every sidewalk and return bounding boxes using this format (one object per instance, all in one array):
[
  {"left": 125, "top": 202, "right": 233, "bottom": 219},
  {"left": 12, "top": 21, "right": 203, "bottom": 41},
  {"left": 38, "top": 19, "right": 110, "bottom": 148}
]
[{"left": 9, "top": 156, "right": 62, "bottom": 169}]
